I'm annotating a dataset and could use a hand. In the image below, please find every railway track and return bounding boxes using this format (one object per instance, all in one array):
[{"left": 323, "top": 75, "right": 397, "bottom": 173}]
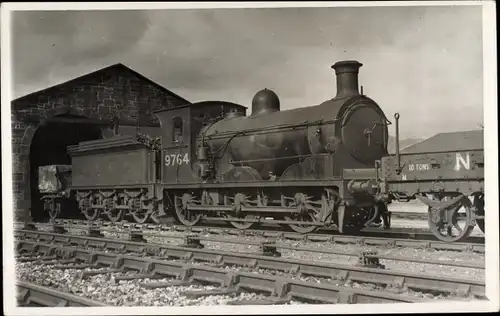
[
  {"left": 16, "top": 244, "right": 428, "bottom": 305},
  {"left": 17, "top": 281, "right": 106, "bottom": 306},
  {"left": 15, "top": 230, "right": 485, "bottom": 303},
  {"left": 15, "top": 219, "right": 485, "bottom": 253}
]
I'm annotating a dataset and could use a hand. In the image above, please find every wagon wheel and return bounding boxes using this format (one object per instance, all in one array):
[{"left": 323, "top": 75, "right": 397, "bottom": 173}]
[
  {"left": 226, "top": 193, "right": 258, "bottom": 230},
  {"left": 284, "top": 193, "right": 319, "bottom": 234},
  {"left": 175, "top": 193, "right": 201, "bottom": 226},
  {"left": 427, "top": 195, "right": 475, "bottom": 242},
  {"left": 473, "top": 194, "right": 485, "bottom": 234},
  {"left": 79, "top": 197, "right": 100, "bottom": 221}
]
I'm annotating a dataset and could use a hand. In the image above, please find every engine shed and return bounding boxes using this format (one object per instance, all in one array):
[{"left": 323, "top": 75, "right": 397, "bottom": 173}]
[{"left": 11, "top": 63, "right": 190, "bottom": 222}]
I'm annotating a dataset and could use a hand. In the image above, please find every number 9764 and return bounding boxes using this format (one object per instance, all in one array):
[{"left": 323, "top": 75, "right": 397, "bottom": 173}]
[{"left": 165, "top": 153, "right": 190, "bottom": 166}]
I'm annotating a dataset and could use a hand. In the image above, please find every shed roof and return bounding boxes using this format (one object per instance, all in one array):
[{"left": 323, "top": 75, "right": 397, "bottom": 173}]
[
  {"left": 401, "top": 130, "right": 484, "bottom": 154},
  {"left": 12, "top": 63, "right": 191, "bottom": 105}
]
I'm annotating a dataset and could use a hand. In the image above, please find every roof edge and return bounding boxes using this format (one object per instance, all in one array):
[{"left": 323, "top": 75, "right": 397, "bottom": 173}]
[{"left": 12, "top": 63, "right": 191, "bottom": 105}]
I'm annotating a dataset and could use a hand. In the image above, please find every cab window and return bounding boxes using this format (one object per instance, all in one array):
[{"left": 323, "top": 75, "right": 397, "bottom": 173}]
[{"left": 173, "top": 117, "right": 183, "bottom": 144}]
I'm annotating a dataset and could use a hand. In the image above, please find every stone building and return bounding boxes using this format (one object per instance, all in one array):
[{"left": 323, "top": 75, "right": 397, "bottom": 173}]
[{"left": 11, "top": 63, "right": 190, "bottom": 221}]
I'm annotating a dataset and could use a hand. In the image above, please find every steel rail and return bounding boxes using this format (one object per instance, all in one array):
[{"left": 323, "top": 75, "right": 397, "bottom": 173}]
[
  {"left": 54, "top": 218, "right": 483, "bottom": 241},
  {"left": 15, "top": 231, "right": 485, "bottom": 298},
  {"left": 16, "top": 281, "right": 107, "bottom": 306},
  {"left": 14, "top": 240, "right": 436, "bottom": 304},
  {"left": 15, "top": 220, "right": 485, "bottom": 253},
  {"left": 11, "top": 218, "right": 457, "bottom": 236},
  {"left": 15, "top": 229, "right": 485, "bottom": 269},
  {"left": 18, "top": 218, "right": 486, "bottom": 245}
]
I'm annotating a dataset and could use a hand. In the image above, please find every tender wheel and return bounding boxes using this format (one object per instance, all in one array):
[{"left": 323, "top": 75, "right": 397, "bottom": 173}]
[
  {"left": 79, "top": 197, "right": 100, "bottom": 221},
  {"left": 105, "top": 198, "right": 124, "bottom": 223},
  {"left": 107, "top": 209, "right": 124, "bottom": 223},
  {"left": 83, "top": 208, "right": 100, "bottom": 221},
  {"left": 227, "top": 193, "right": 257, "bottom": 230},
  {"left": 132, "top": 211, "right": 151, "bottom": 224},
  {"left": 427, "top": 194, "right": 475, "bottom": 242},
  {"left": 473, "top": 194, "right": 485, "bottom": 234},
  {"left": 128, "top": 197, "right": 150, "bottom": 223},
  {"left": 175, "top": 193, "right": 201, "bottom": 226}
]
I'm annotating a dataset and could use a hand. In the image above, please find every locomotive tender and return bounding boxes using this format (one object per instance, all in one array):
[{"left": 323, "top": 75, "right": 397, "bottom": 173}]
[{"left": 39, "top": 59, "right": 485, "bottom": 242}]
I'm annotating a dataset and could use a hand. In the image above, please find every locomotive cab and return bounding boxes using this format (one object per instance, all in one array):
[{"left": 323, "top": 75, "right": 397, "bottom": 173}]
[{"left": 153, "top": 101, "right": 247, "bottom": 184}]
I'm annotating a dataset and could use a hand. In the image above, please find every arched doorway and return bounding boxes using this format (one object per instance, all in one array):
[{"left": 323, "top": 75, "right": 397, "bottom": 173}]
[{"left": 29, "top": 114, "right": 103, "bottom": 221}]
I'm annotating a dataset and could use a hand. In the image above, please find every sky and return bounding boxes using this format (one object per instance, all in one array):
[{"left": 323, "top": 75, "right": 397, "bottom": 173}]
[{"left": 10, "top": 4, "right": 484, "bottom": 139}]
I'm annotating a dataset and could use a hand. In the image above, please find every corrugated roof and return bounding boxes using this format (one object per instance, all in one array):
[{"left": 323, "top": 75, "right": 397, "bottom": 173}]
[{"left": 401, "top": 130, "right": 484, "bottom": 154}]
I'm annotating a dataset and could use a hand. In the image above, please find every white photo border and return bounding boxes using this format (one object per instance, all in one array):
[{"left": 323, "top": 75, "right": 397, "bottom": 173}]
[{"left": 2, "top": 1, "right": 498, "bottom": 315}]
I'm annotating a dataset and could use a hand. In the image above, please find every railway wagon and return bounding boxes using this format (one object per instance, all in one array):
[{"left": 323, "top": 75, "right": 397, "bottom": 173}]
[{"left": 376, "top": 114, "right": 485, "bottom": 242}]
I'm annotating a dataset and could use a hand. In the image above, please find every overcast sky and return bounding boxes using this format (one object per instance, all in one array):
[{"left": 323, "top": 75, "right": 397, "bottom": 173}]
[{"left": 11, "top": 5, "right": 483, "bottom": 139}]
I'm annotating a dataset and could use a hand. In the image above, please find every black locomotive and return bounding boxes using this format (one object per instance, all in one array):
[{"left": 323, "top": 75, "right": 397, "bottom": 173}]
[{"left": 38, "top": 59, "right": 485, "bottom": 242}]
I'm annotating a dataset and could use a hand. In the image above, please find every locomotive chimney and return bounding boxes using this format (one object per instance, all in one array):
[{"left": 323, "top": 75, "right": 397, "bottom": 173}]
[{"left": 331, "top": 60, "right": 363, "bottom": 99}]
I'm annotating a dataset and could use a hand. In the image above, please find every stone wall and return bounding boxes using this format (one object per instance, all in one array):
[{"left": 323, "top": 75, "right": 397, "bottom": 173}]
[{"left": 11, "top": 64, "right": 189, "bottom": 221}]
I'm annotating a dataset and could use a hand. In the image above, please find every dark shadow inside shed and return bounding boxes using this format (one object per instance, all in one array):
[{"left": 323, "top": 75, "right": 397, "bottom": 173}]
[{"left": 29, "top": 114, "right": 103, "bottom": 221}]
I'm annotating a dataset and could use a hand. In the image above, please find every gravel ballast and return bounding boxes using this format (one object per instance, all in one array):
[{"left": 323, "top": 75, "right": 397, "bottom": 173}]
[{"left": 16, "top": 262, "right": 304, "bottom": 306}]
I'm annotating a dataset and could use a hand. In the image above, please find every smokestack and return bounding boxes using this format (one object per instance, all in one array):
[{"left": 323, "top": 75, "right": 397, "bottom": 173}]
[{"left": 331, "top": 60, "right": 363, "bottom": 99}]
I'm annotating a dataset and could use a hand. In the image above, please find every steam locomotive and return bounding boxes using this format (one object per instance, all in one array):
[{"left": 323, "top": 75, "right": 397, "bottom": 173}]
[{"left": 39, "top": 60, "right": 485, "bottom": 242}]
